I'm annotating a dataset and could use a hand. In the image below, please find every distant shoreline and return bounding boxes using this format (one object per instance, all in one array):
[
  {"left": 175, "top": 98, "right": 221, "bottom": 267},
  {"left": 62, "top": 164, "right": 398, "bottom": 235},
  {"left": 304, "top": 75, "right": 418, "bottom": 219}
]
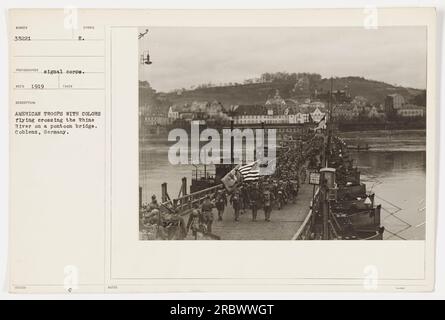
[
  {"left": 338, "top": 128, "right": 426, "bottom": 135},
  {"left": 338, "top": 128, "right": 426, "bottom": 153}
]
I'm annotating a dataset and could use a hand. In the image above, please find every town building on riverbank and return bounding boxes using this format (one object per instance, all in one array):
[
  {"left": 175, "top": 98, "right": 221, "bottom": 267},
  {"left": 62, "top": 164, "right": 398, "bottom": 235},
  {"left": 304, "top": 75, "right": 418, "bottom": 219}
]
[
  {"left": 231, "top": 102, "right": 326, "bottom": 125},
  {"left": 141, "top": 105, "right": 170, "bottom": 126},
  {"left": 384, "top": 94, "right": 425, "bottom": 119},
  {"left": 333, "top": 104, "right": 358, "bottom": 120},
  {"left": 385, "top": 93, "right": 405, "bottom": 116}
]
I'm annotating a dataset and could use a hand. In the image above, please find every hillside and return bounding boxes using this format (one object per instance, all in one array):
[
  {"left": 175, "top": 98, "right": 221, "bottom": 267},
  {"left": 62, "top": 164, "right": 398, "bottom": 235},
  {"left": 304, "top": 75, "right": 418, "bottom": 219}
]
[
  {"left": 160, "top": 81, "right": 296, "bottom": 106},
  {"left": 140, "top": 76, "right": 425, "bottom": 111}
]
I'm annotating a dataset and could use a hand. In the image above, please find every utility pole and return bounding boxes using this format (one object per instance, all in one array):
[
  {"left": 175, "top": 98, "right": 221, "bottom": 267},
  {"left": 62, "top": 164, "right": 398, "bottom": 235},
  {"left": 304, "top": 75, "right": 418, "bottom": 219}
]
[
  {"left": 261, "top": 121, "right": 266, "bottom": 162},
  {"left": 321, "top": 77, "right": 334, "bottom": 240},
  {"left": 326, "top": 77, "right": 333, "bottom": 167},
  {"left": 230, "top": 120, "right": 234, "bottom": 164}
]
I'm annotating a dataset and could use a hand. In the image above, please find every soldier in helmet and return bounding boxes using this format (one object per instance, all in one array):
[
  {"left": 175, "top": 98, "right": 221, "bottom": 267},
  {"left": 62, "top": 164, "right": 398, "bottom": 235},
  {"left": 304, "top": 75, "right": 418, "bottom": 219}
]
[
  {"left": 148, "top": 194, "right": 159, "bottom": 212},
  {"left": 167, "top": 207, "right": 188, "bottom": 240},
  {"left": 249, "top": 183, "right": 262, "bottom": 221},
  {"left": 240, "top": 184, "right": 250, "bottom": 215},
  {"left": 143, "top": 208, "right": 167, "bottom": 240},
  {"left": 187, "top": 203, "right": 205, "bottom": 239},
  {"left": 230, "top": 190, "right": 242, "bottom": 221},
  {"left": 215, "top": 189, "right": 227, "bottom": 221},
  {"left": 201, "top": 195, "right": 215, "bottom": 233}
]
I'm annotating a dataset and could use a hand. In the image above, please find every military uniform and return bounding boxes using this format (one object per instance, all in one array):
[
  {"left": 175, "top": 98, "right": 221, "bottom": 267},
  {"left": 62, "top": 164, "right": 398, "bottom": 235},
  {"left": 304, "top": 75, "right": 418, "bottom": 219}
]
[
  {"left": 201, "top": 199, "right": 214, "bottom": 233},
  {"left": 230, "top": 191, "right": 242, "bottom": 221},
  {"left": 147, "top": 196, "right": 159, "bottom": 213},
  {"left": 186, "top": 208, "right": 204, "bottom": 239},
  {"left": 215, "top": 190, "right": 227, "bottom": 221},
  {"left": 240, "top": 185, "right": 249, "bottom": 215},
  {"left": 249, "top": 186, "right": 261, "bottom": 221}
]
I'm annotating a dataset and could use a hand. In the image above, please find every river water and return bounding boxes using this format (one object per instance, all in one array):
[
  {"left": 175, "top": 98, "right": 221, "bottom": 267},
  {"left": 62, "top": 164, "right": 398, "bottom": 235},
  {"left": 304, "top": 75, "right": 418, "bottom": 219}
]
[{"left": 139, "top": 129, "right": 426, "bottom": 240}]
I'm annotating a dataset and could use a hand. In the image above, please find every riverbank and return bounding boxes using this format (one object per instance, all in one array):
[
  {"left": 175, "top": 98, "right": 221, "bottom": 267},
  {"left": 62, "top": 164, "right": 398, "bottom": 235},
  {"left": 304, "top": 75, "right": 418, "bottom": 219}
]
[
  {"left": 339, "top": 129, "right": 426, "bottom": 152},
  {"left": 340, "top": 129, "right": 426, "bottom": 240},
  {"left": 139, "top": 129, "right": 426, "bottom": 240}
]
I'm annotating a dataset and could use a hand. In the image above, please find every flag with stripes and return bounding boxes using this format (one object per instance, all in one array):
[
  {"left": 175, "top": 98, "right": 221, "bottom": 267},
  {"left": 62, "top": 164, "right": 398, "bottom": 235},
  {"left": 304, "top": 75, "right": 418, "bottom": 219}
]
[
  {"left": 238, "top": 160, "right": 260, "bottom": 182},
  {"left": 221, "top": 161, "right": 261, "bottom": 192}
]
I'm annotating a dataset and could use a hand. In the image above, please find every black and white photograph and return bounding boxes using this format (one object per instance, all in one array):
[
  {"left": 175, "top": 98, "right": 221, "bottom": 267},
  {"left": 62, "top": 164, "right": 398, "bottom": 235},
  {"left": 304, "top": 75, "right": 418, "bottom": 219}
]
[
  {"left": 3, "top": 3, "right": 443, "bottom": 298},
  {"left": 138, "top": 26, "right": 427, "bottom": 241}
]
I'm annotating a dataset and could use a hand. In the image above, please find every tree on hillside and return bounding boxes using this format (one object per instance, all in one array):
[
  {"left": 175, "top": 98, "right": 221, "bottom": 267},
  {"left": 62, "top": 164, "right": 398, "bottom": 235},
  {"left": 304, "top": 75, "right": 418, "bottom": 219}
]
[{"left": 139, "top": 81, "right": 172, "bottom": 114}]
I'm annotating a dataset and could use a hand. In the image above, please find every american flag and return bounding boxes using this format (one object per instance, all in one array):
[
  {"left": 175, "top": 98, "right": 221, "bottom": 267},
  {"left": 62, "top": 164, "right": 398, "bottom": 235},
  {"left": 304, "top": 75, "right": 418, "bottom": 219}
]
[{"left": 238, "top": 161, "right": 260, "bottom": 182}]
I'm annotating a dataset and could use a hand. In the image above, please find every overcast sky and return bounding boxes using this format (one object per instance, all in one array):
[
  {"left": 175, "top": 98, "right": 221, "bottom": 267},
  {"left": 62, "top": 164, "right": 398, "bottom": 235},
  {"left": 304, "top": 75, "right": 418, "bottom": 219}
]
[{"left": 138, "top": 26, "right": 427, "bottom": 92}]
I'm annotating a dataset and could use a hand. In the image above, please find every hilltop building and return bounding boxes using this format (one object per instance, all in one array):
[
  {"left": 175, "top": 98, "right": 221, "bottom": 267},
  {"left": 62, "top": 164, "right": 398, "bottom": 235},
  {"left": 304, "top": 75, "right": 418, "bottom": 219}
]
[
  {"left": 168, "top": 105, "right": 180, "bottom": 120},
  {"left": 265, "top": 90, "right": 287, "bottom": 115},
  {"left": 315, "top": 85, "right": 351, "bottom": 103},
  {"left": 141, "top": 105, "right": 170, "bottom": 126}
]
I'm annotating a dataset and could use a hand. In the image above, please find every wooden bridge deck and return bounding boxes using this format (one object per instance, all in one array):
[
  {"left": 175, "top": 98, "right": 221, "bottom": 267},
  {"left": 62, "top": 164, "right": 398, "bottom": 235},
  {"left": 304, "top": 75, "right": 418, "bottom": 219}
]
[{"left": 185, "top": 184, "right": 314, "bottom": 240}]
